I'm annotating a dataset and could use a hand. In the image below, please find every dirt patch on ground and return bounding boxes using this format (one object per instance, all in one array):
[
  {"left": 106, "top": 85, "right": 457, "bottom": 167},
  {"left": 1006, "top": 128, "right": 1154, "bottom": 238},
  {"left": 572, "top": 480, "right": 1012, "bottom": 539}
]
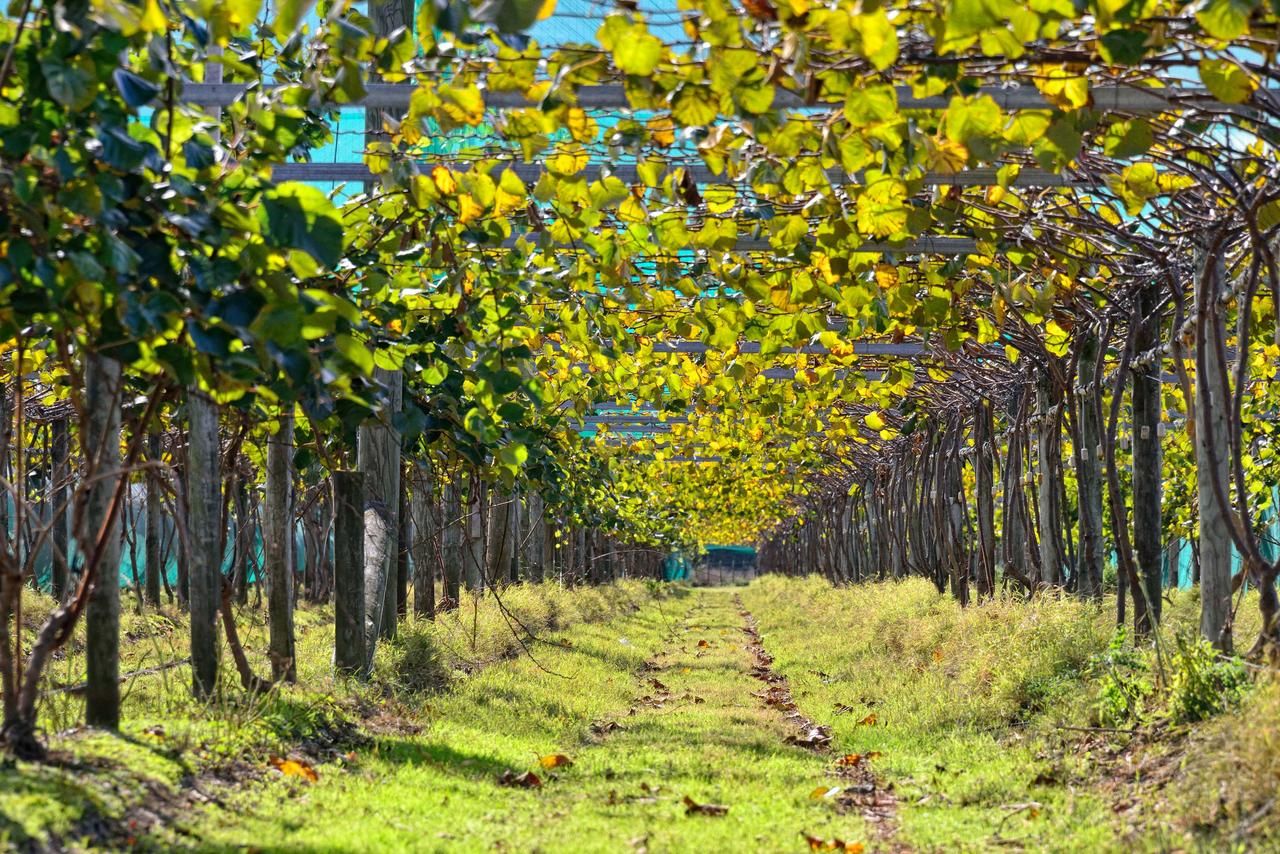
[{"left": 737, "top": 596, "right": 908, "bottom": 852}]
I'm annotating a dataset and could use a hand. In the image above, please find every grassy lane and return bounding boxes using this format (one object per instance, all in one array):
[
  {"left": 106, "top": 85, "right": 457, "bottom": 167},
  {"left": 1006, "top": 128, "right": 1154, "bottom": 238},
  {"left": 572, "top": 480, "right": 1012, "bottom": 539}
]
[
  {"left": 187, "top": 588, "right": 867, "bottom": 852},
  {"left": 741, "top": 577, "right": 1124, "bottom": 852}
]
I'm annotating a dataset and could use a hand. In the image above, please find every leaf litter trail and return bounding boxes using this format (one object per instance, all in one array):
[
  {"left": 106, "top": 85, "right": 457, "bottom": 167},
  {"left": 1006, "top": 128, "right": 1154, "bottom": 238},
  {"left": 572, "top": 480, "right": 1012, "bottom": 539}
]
[
  {"left": 738, "top": 594, "right": 906, "bottom": 853},
  {"left": 187, "top": 589, "right": 882, "bottom": 852}
]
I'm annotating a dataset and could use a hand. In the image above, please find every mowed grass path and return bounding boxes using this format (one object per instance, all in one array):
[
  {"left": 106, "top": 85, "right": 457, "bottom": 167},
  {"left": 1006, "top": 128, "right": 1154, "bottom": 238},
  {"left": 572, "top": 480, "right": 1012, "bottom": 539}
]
[{"left": 190, "top": 589, "right": 866, "bottom": 852}]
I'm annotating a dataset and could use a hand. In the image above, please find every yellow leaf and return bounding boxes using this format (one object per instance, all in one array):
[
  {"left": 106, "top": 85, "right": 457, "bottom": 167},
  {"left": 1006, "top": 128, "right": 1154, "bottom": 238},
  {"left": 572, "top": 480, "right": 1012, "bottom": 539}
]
[
  {"left": 538, "top": 753, "right": 573, "bottom": 769},
  {"left": 648, "top": 115, "right": 676, "bottom": 147},
  {"left": 863, "top": 412, "right": 886, "bottom": 431},
  {"left": 537, "top": 0, "right": 556, "bottom": 20},
  {"left": 1036, "top": 68, "right": 1090, "bottom": 111},
  {"left": 874, "top": 263, "right": 898, "bottom": 289},
  {"left": 456, "top": 194, "right": 483, "bottom": 225},
  {"left": 270, "top": 756, "right": 319, "bottom": 783},
  {"left": 140, "top": 0, "right": 168, "bottom": 33},
  {"left": 926, "top": 136, "right": 969, "bottom": 174},
  {"left": 855, "top": 177, "right": 909, "bottom": 238},
  {"left": 432, "top": 165, "right": 458, "bottom": 196}
]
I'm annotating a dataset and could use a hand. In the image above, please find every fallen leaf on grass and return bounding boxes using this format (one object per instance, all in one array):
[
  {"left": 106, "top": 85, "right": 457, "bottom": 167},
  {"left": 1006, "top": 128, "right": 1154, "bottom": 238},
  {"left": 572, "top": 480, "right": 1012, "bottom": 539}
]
[
  {"left": 682, "top": 795, "right": 729, "bottom": 816},
  {"left": 802, "top": 832, "right": 864, "bottom": 853},
  {"left": 269, "top": 756, "right": 318, "bottom": 783},
  {"left": 539, "top": 754, "right": 573, "bottom": 769},
  {"left": 497, "top": 770, "right": 543, "bottom": 788},
  {"left": 590, "top": 720, "right": 623, "bottom": 735},
  {"left": 786, "top": 726, "right": 833, "bottom": 748},
  {"left": 697, "top": 639, "right": 711, "bottom": 648},
  {"left": 857, "top": 713, "right": 878, "bottom": 726},
  {"left": 835, "top": 751, "right": 882, "bottom": 767},
  {"left": 649, "top": 678, "right": 669, "bottom": 692},
  {"left": 810, "top": 785, "right": 842, "bottom": 800}
]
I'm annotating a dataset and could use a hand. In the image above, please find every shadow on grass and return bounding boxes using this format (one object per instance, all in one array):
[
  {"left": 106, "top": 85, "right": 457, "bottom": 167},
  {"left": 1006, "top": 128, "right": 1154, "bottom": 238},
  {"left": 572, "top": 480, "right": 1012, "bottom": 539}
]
[{"left": 369, "top": 735, "right": 516, "bottom": 781}]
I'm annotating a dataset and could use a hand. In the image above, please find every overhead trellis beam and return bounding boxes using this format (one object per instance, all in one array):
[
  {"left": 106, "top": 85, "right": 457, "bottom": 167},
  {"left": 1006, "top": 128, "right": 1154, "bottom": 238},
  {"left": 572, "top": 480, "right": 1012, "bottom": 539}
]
[
  {"left": 270, "top": 161, "right": 1080, "bottom": 188},
  {"left": 181, "top": 82, "right": 1244, "bottom": 115},
  {"left": 647, "top": 341, "right": 927, "bottom": 356},
  {"left": 579, "top": 413, "right": 689, "bottom": 424},
  {"left": 501, "top": 233, "right": 979, "bottom": 254}
]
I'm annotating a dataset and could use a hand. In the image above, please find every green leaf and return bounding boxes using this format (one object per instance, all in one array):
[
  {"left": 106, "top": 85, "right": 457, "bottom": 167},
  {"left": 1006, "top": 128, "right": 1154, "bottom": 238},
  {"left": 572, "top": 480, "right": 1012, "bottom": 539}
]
[
  {"left": 262, "top": 183, "right": 344, "bottom": 268},
  {"left": 672, "top": 85, "right": 718, "bottom": 126},
  {"left": 113, "top": 69, "right": 159, "bottom": 108},
  {"left": 497, "top": 442, "right": 529, "bottom": 474},
  {"left": 855, "top": 177, "right": 910, "bottom": 238},
  {"left": 335, "top": 333, "right": 374, "bottom": 375},
  {"left": 1102, "top": 119, "right": 1153, "bottom": 159},
  {"left": 1098, "top": 28, "right": 1149, "bottom": 65},
  {"left": 853, "top": 10, "right": 898, "bottom": 70},
  {"left": 41, "top": 56, "right": 96, "bottom": 111},
  {"left": 1196, "top": 0, "right": 1257, "bottom": 40},
  {"left": 844, "top": 85, "right": 897, "bottom": 125},
  {"left": 1199, "top": 59, "right": 1258, "bottom": 104},
  {"left": 273, "top": 0, "right": 316, "bottom": 35},
  {"left": 615, "top": 32, "right": 663, "bottom": 75},
  {"left": 473, "top": 0, "right": 555, "bottom": 34}
]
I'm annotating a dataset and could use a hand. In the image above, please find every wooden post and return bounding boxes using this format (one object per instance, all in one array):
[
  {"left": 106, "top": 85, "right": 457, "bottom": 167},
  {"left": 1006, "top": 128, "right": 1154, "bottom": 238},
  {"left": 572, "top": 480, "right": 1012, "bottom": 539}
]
[
  {"left": 143, "top": 431, "right": 163, "bottom": 608},
  {"left": 1196, "top": 253, "right": 1234, "bottom": 651},
  {"left": 186, "top": 388, "right": 221, "bottom": 699},
  {"left": 266, "top": 411, "right": 296, "bottom": 682},
  {"left": 396, "top": 465, "right": 409, "bottom": 619},
  {"left": 1075, "top": 330, "right": 1105, "bottom": 599},
  {"left": 524, "top": 493, "right": 545, "bottom": 582},
  {"left": 410, "top": 462, "right": 436, "bottom": 620},
  {"left": 84, "top": 354, "right": 123, "bottom": 727},
  {"left": 333, "top": 470, "right": 366, "bottom": 676},
  {"left": 973, "top": 399, "right": 996, "bottom": 598},
  {"left": 507, "top": 494, "right": 521, "bottom": 584},
  {"left": 357, "top": 368, "right": 401, "bottom": 652},
  {"left": 441, "top": 480, "right": 462, "bottom": 603},
  {"left": 49, "top": 417, "right": 70, "bottom": 601},
  {"left": 1035, "top": 371, "right": 1065, "bottom": 587},
  {"left": 488, "top": 490, "right": 514, "bottom": 586},
  {"left": 1132, "top": 282, "right": 1164, "bottom": 625},
  {"left": 463, "top": 477, "right": 485, "bottom": 591}
]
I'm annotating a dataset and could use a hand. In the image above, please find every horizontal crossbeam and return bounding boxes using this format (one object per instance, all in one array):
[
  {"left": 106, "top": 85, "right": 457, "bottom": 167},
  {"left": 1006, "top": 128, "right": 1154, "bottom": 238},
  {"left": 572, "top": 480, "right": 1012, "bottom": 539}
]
[{"left": 181, "top": 82, "right": 1240, "bottom": 115}]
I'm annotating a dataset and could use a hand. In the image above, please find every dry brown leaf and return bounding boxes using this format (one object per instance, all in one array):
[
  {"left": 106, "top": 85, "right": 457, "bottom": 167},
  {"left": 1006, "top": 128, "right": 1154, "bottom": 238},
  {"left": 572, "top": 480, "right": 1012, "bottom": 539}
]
[
  {"left": 802, "top": 832, "right": 829, "bottom": 851},
  {"left": 497, "top": 769, "right": 543, "bottom": 788},
  {"left": 539, "top": 754, "right": 573, "bottom": 769},
  {"left": 857, "top": 713, "right": 878, "bottom": 726},
  {"left": 696, "top": 639, "right": 710, "bottom": 648},
  {"left": 835, "top": 753, "right": 863, "bottom": 767},
  {"left": 682, "top": 795, "right": 729, "bottom": 816}
]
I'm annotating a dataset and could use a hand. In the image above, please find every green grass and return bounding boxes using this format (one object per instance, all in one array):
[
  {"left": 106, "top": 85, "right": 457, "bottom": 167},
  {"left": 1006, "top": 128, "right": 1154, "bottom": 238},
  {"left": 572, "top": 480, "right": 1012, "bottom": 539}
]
[
  {"left": 186, "top": 588, "right": 867, "bottom": 852},
  {"left": 7, "top": 578, "right": 1275, "bottom": 851},
  {"left": 0, "top": 580, "right": 666, "bottom": 850},
  {"left": 740, "top": 576, "right": 1274, "bottom": 852}
]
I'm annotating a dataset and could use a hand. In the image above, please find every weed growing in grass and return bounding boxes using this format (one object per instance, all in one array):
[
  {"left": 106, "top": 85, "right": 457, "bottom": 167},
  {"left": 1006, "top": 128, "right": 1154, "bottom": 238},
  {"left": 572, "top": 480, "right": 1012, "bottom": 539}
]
[
  {"left": 1089, "top": 628, "right": 1250, "bottom": 727},
  {"left": 1089, "top": 628, "right": 1154, "bottom": 727},
  {"left": 1166, "top": 633, "right": 1249, "bottom": 724}
]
